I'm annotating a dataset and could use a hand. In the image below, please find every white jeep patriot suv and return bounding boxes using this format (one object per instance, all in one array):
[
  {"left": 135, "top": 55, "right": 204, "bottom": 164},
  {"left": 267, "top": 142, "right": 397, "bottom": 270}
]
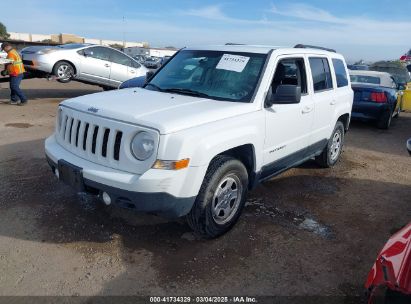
[{"left": 45, "top": 44, "right": 353, "bottom": 238}]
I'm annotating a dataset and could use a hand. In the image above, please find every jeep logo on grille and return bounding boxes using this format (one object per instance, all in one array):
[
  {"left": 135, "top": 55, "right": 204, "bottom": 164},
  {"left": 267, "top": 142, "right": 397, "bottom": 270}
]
[{"left": 87, "top": 107, "right": 99, "bottom": 113}]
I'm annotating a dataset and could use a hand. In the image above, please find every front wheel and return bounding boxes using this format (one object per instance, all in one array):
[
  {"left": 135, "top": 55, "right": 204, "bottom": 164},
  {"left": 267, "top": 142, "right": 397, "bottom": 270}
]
[
  {"left": 315, "top": 121, "right": 345, "bottom": 168},
  {"left": 186, "top": 155, "right": 248, "bottom": 238}
]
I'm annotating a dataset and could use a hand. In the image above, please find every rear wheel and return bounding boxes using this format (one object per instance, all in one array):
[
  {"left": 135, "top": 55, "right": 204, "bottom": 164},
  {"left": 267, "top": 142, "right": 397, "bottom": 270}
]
[
  {"left": 315, "top": 121, "right": 345, "bottom": 168},
  {"left": 186, "top": 155, "right": 248, "bottom": 239},
  {"left": 53, "top": 61, "right": 75, "bottom": 83},
  {"left": 377, "top": 110, "right": 392, "bottom": 129}
]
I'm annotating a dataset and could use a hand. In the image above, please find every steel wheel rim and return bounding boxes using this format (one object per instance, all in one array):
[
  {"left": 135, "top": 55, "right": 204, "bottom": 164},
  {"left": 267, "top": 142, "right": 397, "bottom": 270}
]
[
  {"left": 211, "top": 174, "right": 242, "bottom": 225},
  {"left": 57, "top": 64, "right": 72, "bottom": 80},
  {"left": 330, "top": 131, "right": 341, "bottom": 161}
]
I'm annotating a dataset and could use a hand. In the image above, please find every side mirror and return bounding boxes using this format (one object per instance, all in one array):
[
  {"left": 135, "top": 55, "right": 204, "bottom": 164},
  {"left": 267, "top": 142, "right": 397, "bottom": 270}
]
[
  {"left": 406, "top": 65, "right": 411, "bottom": 73},
  {"left": 398, "top": 84, "right": 406, "bottom": 91},
  {"left": 266, "top": 85, "right": 301, "bottom": 107}
]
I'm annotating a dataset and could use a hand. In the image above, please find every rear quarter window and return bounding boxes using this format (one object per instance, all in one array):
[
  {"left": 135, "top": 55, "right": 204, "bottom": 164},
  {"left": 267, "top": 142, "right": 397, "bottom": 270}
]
[{"left": 332, "top": 59, "right": 349, "bottom": 88}]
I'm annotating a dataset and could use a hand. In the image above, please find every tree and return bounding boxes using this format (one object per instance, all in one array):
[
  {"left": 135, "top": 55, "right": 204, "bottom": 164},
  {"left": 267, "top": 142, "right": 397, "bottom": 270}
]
[{"left": 0, "top": 22, "right": 10, "bottom": 39}]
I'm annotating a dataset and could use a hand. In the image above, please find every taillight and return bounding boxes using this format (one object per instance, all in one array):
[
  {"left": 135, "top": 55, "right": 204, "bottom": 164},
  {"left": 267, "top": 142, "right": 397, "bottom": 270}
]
[
  {"left": 370, "top": 92, "right": 387, "bottom": 103},
  {"left": 400, "top": 55, "right": 407, "bottom": 61}
]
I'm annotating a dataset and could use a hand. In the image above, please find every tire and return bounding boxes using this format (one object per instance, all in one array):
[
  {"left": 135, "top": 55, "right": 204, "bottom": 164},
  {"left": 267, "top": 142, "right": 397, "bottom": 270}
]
[
  {"left": 53, "top": 61, "right": 75, "bottom": 83},
  {"left": 377, "top": 110, "right": 392, "bottom": 129},
  {"left": 315, "top": 121, "right": 345, "bottom": 168},
  {"left": 186, "top": 155, "right": 248, "bottom": 239}
]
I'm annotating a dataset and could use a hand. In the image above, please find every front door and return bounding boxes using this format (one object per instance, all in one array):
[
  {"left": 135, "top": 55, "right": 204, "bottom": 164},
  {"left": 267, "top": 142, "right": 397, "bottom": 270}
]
[
  {"left": 262, "top": 55, "right": 314, "bottom": 178},
  {"left": 79, "top": 46, "right": 111, "bottom": 85}
]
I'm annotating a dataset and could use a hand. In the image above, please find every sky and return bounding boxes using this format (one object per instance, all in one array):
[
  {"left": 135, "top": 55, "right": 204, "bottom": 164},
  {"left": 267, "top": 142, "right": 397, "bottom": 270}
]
[{"left": 1, "top": 0, "right": 411, "bottom": 62}]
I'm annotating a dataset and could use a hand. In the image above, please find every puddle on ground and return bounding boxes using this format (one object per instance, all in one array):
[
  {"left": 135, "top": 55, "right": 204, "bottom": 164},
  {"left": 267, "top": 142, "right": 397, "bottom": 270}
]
[
  {"left": 4, "top": 123, "right": 34, "bottom": 128},
  {"left": 245, "top": 198, "right": 334, "bottom": 239}
]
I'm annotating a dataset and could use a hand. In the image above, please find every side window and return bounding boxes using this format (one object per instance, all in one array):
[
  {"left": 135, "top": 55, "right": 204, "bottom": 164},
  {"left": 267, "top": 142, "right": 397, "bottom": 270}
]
[
  {"left": 332, "top": 58, "right": 349, "bottom": 88},
  {"left": 111, "top": 50, "right": 132, "bottom": 67},
  {"left": 271, "top": 58, "right": 308, "bottom": 95},
  {"left": 87, "top": 47, "right": 111, "bottom": 61},
  {"left": 309, "top": 57, "right": 333, "bottom": 92}
]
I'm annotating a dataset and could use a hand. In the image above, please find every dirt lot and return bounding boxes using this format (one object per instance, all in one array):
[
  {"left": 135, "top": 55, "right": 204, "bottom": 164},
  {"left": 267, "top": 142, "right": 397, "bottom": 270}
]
[{"left": 0, "top": 79, "right": 410, "bottom": 300}]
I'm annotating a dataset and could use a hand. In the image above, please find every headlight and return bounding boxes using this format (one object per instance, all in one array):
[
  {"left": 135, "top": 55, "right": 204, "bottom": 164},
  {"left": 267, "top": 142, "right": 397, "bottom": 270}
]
[{"left": 131, "top": 131, "right": 155, "bottom": 160}]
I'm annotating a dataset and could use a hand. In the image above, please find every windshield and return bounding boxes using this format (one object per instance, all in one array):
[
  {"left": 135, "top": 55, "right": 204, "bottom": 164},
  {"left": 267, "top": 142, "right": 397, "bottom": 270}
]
[
  {"left": 146, "top": 50, "right": 267, "bottom": 102},
  {"left": 350, "top": 75, "right": 380, "bottom": 85}
]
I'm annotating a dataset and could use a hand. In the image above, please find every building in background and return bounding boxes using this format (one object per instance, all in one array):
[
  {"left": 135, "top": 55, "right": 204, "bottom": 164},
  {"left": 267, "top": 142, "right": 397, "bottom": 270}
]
[
  {"left": 8, "top": 32, "right": 148, "bottom": 48},
  {"left": 51, "top": 33, "right": 84, "bottom": 44}
]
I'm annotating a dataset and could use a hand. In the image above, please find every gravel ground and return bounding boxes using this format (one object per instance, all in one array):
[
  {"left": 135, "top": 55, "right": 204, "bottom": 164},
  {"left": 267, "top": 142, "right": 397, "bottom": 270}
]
[{"left": 0, "top": 79, "right": 410, "bottom": 300}]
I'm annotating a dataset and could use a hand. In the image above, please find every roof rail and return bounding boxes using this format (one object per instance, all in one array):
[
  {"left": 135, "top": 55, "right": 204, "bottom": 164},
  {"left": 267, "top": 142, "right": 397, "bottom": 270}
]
[
  {"left": 294, "top": 44, "right": 336, "bottom": 53},
  {"left": 225, "top": 43, "right": 245, "bottom": 45}
]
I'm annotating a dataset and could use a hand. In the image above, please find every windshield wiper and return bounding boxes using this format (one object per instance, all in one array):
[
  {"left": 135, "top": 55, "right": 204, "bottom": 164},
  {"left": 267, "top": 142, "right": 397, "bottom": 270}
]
[
  {"left": 145, "top": 83, "right": 164, "bottom": 91},
  {"left": 163, "top": 88, "right": 211, "bottom": 98}
]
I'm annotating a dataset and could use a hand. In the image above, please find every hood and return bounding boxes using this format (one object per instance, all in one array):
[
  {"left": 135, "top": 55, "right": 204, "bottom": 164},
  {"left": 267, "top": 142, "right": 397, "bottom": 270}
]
[{"left": 61, "top": 88, "right": 256, "bottom": 134}]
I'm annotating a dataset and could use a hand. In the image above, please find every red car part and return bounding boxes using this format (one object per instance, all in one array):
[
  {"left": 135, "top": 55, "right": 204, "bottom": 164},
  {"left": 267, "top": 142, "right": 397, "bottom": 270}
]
[{"left": 365, "top": 223, "right": 411, "bottom": 303}]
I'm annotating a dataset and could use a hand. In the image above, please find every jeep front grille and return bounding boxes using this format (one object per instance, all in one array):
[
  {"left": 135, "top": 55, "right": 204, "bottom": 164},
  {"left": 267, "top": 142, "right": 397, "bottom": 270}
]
[
  {"left": 56, "top": 106, "right": 159, "bottom": 174},
  {"left": 59, "top": 116, "right": 123, "bottom": 162}
]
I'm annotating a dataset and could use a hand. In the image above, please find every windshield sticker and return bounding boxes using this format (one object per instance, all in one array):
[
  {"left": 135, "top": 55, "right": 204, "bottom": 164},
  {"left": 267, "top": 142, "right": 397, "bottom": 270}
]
[{"left": 216, "top": 54, "right": 250, "bottom": 73}]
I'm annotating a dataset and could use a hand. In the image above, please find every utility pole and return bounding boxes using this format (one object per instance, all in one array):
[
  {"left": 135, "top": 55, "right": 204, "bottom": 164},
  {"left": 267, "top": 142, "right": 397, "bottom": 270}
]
[{"left": 122, "top": 16, "right": 126, "bottom": 48}]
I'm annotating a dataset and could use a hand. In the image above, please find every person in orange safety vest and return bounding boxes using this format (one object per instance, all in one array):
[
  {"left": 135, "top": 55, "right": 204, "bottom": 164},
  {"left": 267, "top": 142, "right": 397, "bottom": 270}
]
[{"left": 1, "top": 42, "right": 28, "bottom": 105}]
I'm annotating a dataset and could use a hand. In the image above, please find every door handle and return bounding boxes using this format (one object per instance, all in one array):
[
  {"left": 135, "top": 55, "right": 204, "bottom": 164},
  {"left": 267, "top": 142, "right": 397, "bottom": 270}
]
[
  {"left": 302, "top": 106, "right": 314, "bottom": 114},
  {"left": 130, "top": 70, "right": 136, "bottom": 74},
  {"left": 330, "top": 100, "right": 337, "bottom": 105},
  {"left": 104, "top": 64, "right": 110, "bottom": 67}
]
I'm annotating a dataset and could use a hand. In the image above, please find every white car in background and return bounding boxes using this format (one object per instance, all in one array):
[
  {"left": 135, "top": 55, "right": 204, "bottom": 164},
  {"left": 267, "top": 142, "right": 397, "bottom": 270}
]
[
  {"left": 20, "top": 43, "right": 148, "bottom": 89},
  {"left": 0, "top": 43, "right": 7, "bottom": 59}
]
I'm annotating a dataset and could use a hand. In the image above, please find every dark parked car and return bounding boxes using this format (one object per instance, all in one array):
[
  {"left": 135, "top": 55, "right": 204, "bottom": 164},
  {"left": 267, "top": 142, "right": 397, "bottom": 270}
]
[
  {"left": 118, "top": 75, "right": 146, "bottom": 89},
  {"left": 407, "top": 138, "right": 411, "bottom": 155},
  {"left": 350, "top": 70, "right": 401, "bottom": 129},
  {"left": 348, "top": 64, "right": 370, "bottom": 71}
]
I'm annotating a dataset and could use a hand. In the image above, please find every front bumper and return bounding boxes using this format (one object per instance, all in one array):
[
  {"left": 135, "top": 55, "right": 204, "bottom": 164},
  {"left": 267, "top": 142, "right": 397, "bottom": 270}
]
[{"left": 45, "top": 135, "right": 202, "bottom": 218}]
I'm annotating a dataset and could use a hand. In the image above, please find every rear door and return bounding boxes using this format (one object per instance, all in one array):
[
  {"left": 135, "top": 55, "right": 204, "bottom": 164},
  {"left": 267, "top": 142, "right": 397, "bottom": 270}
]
[
  {"left": 109, "top": 50, "right": 144, "bottom": 87},
  {"left": 307, "top": 56, "right": 336, "bottom": 145},
  {"left": 78, "top": 47, "right": 111, "bottom": 85}
]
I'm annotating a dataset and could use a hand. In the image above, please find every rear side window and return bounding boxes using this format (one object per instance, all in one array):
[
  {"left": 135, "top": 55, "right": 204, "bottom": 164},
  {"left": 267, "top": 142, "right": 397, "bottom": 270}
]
[
  {"left": 111, "top": 50, "right": 133, "bottom": 66},
  {"left": 309, "top": 58, "right": 333, "bottom": 92},
  {"left": 332, "top": 59, "right": 349, "bottom": 87}
]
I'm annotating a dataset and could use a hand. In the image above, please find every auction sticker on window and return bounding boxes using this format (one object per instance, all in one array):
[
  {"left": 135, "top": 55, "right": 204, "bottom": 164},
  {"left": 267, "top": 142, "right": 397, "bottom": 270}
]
[{"left": 216, "top": 54, "right": 250, "bottom": 73}]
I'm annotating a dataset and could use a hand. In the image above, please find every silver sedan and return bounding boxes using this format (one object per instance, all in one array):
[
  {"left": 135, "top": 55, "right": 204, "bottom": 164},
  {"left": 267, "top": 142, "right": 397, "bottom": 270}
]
[{"left": 21, "top": 43, "right": 148, "bottom": 89}]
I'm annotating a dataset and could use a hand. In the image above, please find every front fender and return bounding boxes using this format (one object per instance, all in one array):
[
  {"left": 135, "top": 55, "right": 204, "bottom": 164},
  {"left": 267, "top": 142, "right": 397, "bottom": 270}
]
[{"left": 157, "top": 111, "right": 265, "bottom": 169}]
